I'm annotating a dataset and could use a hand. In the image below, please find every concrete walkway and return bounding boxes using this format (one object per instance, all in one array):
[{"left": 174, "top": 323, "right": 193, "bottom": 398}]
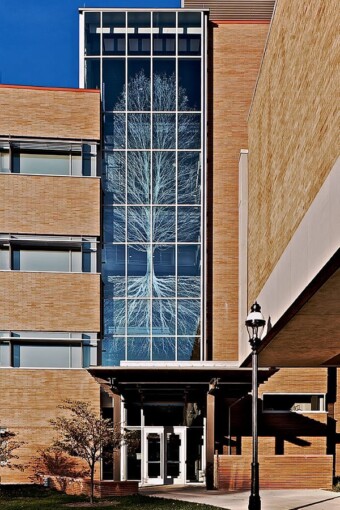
[{"left": 141, "top": 485, "right": 340, "bottom": 510}]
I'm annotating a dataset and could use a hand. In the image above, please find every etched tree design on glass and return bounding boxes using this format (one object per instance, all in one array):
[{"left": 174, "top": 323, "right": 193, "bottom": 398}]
[{"left": 104, "top": 70, "right": 201, "bottom": 346}]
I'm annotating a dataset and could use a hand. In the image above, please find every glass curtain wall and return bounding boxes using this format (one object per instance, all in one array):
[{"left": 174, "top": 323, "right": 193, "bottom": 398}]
[{"left": 82, "top": 10, "right": 206, "bottom": 365}]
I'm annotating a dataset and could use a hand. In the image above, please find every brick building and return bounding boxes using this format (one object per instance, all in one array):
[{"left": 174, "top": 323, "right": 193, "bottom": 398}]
[{"left": 0, "top": 0, "right": 339, "bottom": 491}]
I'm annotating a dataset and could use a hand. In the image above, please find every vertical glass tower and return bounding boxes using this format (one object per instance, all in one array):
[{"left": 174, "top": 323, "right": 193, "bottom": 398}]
[{"left": 80, "top": 9, "right": 206, "bottom": 365}]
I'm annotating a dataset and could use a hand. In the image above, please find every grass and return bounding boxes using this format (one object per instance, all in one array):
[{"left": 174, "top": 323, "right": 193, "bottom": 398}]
[{"left": 0, "top": 485, "right": 222, "bottom": 510}]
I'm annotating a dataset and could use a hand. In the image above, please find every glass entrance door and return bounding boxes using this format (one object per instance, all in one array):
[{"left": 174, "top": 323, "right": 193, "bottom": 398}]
[{"left": 143, "top": 426, "right": 186, "bottom": 485}]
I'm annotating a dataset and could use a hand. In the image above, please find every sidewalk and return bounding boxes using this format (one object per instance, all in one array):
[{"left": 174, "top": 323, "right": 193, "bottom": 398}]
[{"left": 141, "top": 485, "right": 340, "bottom": 510}]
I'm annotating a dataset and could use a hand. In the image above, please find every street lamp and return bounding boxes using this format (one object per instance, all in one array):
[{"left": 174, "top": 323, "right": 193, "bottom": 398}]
[{"left": 245, "top": 302, "right": 266, "bottom": 510}]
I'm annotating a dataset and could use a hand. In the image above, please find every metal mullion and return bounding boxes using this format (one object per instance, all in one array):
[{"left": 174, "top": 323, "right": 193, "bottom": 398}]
[
  {"left": 125, "top": 10, "right": 128, "bottom": 362},
  {"left": 174, "top": 10, "right": 179, "bottom": 362},
  {"left": 202, "top": 11, "right": 207, "bottom": 362},
  {"left": 150, "top": 12, "right": 154, "bottom": 361}
]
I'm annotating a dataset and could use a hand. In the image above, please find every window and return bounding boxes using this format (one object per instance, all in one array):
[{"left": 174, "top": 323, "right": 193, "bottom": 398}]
[
  {"left": 0, "top": 141, "right": 97, "bottom": 176},
  {"left": 0, "top": 332, "right": 98, "bottom": 368},
  {"left": 262, "top": 394, "right": 325, "bottom": 413},
  {"left": 0, "top": 237, "right": 97, "bottom": 273}
]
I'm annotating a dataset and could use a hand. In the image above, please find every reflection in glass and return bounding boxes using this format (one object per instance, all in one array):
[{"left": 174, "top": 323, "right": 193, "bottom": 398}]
[
  {"left": 103, "top": 151, "right": 125, "bottom": 203},
  {"left": 103, "top": 60, "right": 125, "bottom": 111},
  {"left": 103, "top": 206, "right": 125, "bottom": 242},
  {"left": 85, "top": 12, "right": 100, "bottom": 55},
  {"left": 177, "top": 337, "right": 200, "bottom": 361},
  {"left": 102, "top": 337, "right": 126, "bottom": 366},
  {"left": 153, "top": 114, "right": 176, "bottom": 149},
  {"left": 152, "top": 337, "right": 175, "bottom": 361},
  {"left": 127, "top": 152, "right": 150, "bottom": 203},
  {"left": 127, "top": 337, "right": 150, "bottom": 360},
  {"left": 127, "top": 300, "right": 150, "bottom": 335},
  {"left": 153, "top": 34, "right": 175, "bottom": 55},
  {"left": 102, "top": 245, "right": 125, "bottom": 276},
  {"left": 178, "top": 12, "right": 201, "bottom": 28},
  {"left": 178, "top": 114, "right": 201, "bottom": 149},
  {"left": 127, "top": 114, "right": 151, "bottom": 149},
  {"left": 103, "top": 277, "right": 125, "bottom": 298},
  {"left": 178, "top": 276, "right": 200, "bottom": 298},
  {"left": 127, "top": 245, "right": 151, "bottom": 297},
  {"left": 84, "top": 59, "right": 100, "bottom": 89},
  {"left": 178, "top": 60, "right": 201, "bottom": 110},
  {"left": 102, "top": 12, "right": 125, "bottom": 55},
  {"left": 153, "top": 207, "right": 175, "bottom": 243},
  {"left": 178, "top": 35, "right": 201, "bottom": 56},
  {"left": 103, "top": 115, "right": 125, "bottom": 148},
  {"left": 12, "top": 153, "right": 70, "bottom": 175},
  {"left": 177, "top": 300, "right": 200, "bottom": 336},
  {"left": 153, "top": 60, "right": 176, "bottom": 110},
  {"left": 152, "top": 300, "right": 176, "bottom": 335},
  {"left": 178, "top": 245, "right": 200, "bottom": 276},
  {"left": 127, "top": 207, "right": 150, "bottom": 242},
  {"left": 178, "top": 152, "right": 201, "bottom": 204},
  {"left": 153, "top": 245, "right": 175, "bottom": 297},
  {"left": 177, "top": 207, "right": 201, "bottom": 242},
  {"left": 128, "top": 35, "right": 151, "bottom": 55},
  {"left": 128, "top": 62, "right": 150, "bottom": 110},
  {"left": 153, "top": 152, "right": 176, "bottom": 204},
  {"left": 104, "top": 299, "right": 125, "bottom": 335}
]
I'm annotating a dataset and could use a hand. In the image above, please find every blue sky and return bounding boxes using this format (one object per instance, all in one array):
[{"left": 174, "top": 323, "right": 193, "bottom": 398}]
[{"left": 0, "top": 1, "right": 181, "bottom": 88}]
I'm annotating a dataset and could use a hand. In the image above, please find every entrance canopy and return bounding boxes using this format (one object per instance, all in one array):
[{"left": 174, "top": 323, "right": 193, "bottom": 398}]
[{"left": 89, "top": 363, "right": 275, "bottom": 401}]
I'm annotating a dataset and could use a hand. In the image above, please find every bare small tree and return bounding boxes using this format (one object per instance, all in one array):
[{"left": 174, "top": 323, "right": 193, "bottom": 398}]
[
  {"left": 0, "top": 429, "right": 25, "bottom": 485},
  {"left": 50, "top": 400, "right": 128, "bottom": 504}
]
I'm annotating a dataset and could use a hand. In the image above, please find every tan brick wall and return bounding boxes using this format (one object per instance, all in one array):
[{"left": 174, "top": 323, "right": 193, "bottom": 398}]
[
  {"left": 258, "top": 368, "right": 328, "bottom": 395},
  {"left": 216, "top": 454, "right": 333, "bottom": 490},
  {"left": 0, "top": 272, "right": 100, "bottom": 331},
  {"left": 0, "top": 86, "right": 100, "bottom": 141},
  {"left": 335, "top": 368, "right": 340, "bottom": 478},
  {"left": 0, "top": 174, "right": 100, "bottom": 236},
  {"left": 248, "top": 0, "right": 339, "bottom": 303},
  {"left": 210, "top": 22, "right": 269, "bottom": 360},
  {"left": 0, "top": 370, "right": 101, "bottom": 483}
]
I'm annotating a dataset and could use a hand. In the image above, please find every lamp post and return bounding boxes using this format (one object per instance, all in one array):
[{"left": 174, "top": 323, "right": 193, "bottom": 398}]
[{"left": 245, "top": 302, "right": 266, "bottom": 510}]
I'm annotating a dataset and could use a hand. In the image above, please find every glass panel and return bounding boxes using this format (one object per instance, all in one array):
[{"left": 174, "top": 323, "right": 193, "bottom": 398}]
[
  {"left": 85, "top": 12, "right": 100, "bottom": 56},
  {"left": 178, "top": 114, "right": 201, "bottom": 149},
  {"left": 152, "top": 337, "right": 175, "bottom": 361},
  {"left": 152, "top": 152, "right": 176, "bottom": 204},
  {"left": 153, "top": 114, "right": 176, "bottom": 149},
  {"left": 153, "top": 245, "right": 175, "bottom": 297},
  {"left": 128, "top": 11, "right": 151, "bottom": 28},
  {"left": 71, "top": 345, "right": 82, "bottom": 368},
  {"left": 102, "top": 12, "right": 126, "bottom": 56},
  {"left": 127, "top": 429, "right": 141, "bottom": 480},
  {"left": 177, "top": 300, "right": 200, "bottom": 336},
  {"left": 103, "top": 115, "right": 126, "bottom": 149},
  {"left": 153, "top": 13, "right": 176, "bottom": 56},
  {"left": 0, "top": 150, "right": 10, "bottom": 172},
  {"left": 127, "top": 300, "right": 150, "bottom": 335},
  {"left": 177, "top": 337, "right": 200, "bottom": 361},
  {"left": 147, "top": 433, "right": 161, "bottom": 477},
  {"left": 103, "top": 206, "right": 125, "bottom": 242},
  {"left": 127, "top": 337, "right": 150, "bottom": 360},
  {"left": 128, "top": 59, "right": 150, "bottom": 111},
  {"left": 0, "top": 342, "right": 10, "bottom": 367},
  {"left": 14, "top": 344, "right": 75, "bottom": 368},
  {"left": 178, "top": 244, "right": 201, "bottom": 297},
  {"left": 178, "top": 12, "right": 201, "bottom": 28},
  {"left": 153, "top": 207, "right": 175, "bottom": 243},
  {"left": 0, "top": 247, "right": 10, "bottom": 270},
  {"left": 127, "top": 151, "right": 150, "bottom": 203},
  {"left": 153, "top": 60, "right": 176, "bottom": 111},
  {"left": 102, "top": 245, "right": 125, "bottom": 296},
  {"left": 127, "top": 244, "right": 151, "bottom": 297},
  {"left": 177, "top": 207, "right": 201, "bottom": 242},
  {"left": 103, "top": 59, "right": 125, "bottom": 111},
  {"left": 127, "top": 114, "right": 151, "bottom": 149},
  {"left": 178, "top": 152, "right": 201, "bottom": 204},
  {"left": 12, "top": 248, "right": 71, "bottom": 272},
  {"left": 128, "top": 35, "right": 151, "bottom": 55},
  {"left": 103, "top": 151, "right": 125, "bottom": 204},
  {"left": 167, "top": 433, "right": 180, "bottom": 477},
  {"left": 178, "top": 35, "right": 201, "bottom": 56},
  {"left": 152, "top": 300, "right": 176, "bottom": 335},
  {"left": 85, "top": 58, "right": 100, "bottom": 89},
  {"left": 104, "top": 299, "right": 125, "bottom": 335},
  {"left": 178, "top": 60, "right": 201, "bottom": 110},
  {"left": 127, "top": 206, "right": 150, "bottom": 242},
  {"left": 102, "top": 337, "right": 126, "bottom": 366},
  {"left": 12, "top": 153, "right": 69, "bottom": 175}
]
